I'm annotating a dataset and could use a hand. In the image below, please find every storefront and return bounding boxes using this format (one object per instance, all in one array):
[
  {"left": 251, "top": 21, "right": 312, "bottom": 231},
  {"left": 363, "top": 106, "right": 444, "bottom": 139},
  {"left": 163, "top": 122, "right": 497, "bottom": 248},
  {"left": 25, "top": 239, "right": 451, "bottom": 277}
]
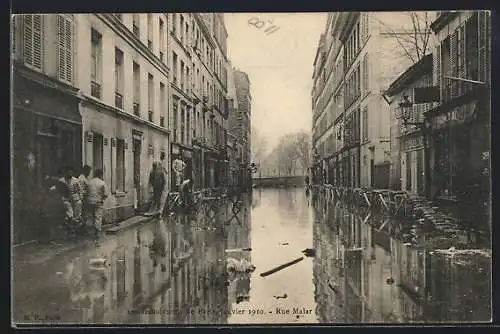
[
  {"left": 13, "top": 67, "right": 82, "bottom": 244},
  {"left": 427, "top": 87, "right": 490, "bottom": 228}
]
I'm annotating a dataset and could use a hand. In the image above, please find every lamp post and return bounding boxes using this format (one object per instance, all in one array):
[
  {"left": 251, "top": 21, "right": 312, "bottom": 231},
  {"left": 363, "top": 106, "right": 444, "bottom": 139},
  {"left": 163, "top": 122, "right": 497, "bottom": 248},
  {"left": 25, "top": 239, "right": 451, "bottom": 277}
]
[{"left": 398, "top": 95, "right": 430, "bottom": 198}]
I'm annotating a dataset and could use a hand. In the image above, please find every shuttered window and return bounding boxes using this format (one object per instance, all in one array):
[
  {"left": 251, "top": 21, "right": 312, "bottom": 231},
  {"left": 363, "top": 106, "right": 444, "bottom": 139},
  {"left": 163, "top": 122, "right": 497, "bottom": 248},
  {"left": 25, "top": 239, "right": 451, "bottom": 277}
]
[
  {"left": 11, "top": 15, "right": 17, "bottom": 58},
  {"left": 23, "top": 14, "right": 44, "bottom": 70},
  {"left": 449, "top": 30, "right": 458, "bottom": 97},
  {"left": 433, "top": 44, "right": 441, "bottom": 99},
  {"left": 57, "top": 14, "right": 74, "bottom": 83},
  {"left": 363, "top": 53, "right": 368, "bottom": 93},
  {"left": 362, "top": 106, "right": 368, "bottom": 141},
  {"left": 478, "top": 11, "right": 490, "bottom": 83}
]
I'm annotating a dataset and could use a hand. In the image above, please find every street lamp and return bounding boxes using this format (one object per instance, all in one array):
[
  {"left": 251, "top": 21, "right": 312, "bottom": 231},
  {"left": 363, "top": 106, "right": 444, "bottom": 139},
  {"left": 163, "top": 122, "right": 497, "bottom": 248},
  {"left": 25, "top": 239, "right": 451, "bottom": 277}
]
[{"left": 398, "top": 95, "right": 425, "bottom": 128}]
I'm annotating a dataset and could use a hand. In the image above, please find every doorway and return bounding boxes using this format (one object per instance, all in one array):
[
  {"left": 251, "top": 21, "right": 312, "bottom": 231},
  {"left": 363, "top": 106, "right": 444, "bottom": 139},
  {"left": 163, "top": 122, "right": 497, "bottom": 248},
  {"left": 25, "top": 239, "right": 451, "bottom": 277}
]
[
  {"left": 93, "top": 133, "right": 104, "bottom": 172},
  {"left": 133, "top": 137, "right": 142, "bottom": 208}
]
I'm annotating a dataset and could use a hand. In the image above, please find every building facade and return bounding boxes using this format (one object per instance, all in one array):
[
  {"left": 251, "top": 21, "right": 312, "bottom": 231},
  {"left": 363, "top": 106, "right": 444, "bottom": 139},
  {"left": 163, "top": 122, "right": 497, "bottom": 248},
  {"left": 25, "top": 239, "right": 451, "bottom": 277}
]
[
  {"left": 169, "top": 13, "right": 230, "bottom": 191},
  {"left": 228, "top": 68, "right": 252, "bottom": 189},
  {"left": 385, "top": 54, "right": 433, "bottom": 195},
  {"left": 426, "top": 11, "right": 491, "bottom": 228},
  {"left": 312, "top": 12, "right": 424, "bottom": 189},
  {"left": 12, "top": 13, "right": 172, "bottom": 242}
]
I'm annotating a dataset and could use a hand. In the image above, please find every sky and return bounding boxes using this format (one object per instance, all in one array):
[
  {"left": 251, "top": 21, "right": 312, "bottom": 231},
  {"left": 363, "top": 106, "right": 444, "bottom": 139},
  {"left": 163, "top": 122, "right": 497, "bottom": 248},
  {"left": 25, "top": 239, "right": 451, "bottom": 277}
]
[{"left": 225, "top": 13, "right": 327, "bottom": 151}]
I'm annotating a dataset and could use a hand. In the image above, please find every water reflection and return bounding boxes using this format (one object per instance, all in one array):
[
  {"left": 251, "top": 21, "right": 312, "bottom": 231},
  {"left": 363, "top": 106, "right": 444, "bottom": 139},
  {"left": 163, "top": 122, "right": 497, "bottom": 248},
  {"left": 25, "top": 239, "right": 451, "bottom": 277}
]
[
  {"left": 312, "top": 196, "right": 491, "bottom": 323},
  {"left": 14, "top": 188, "right": 490, "bottom": 325}
]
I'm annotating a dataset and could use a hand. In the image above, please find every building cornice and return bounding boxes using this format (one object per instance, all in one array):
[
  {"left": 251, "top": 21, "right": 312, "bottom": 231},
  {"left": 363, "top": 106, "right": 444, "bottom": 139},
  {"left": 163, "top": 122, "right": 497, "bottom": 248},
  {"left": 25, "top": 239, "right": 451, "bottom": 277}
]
[
  {"left": 14, "top": 62, "right": 82, "bottom": 101},
  {"left": 170, "top": 31, "right": 192, "bottom": 60},
  {"left": 430, "top": 11, "right": 460, "bottom": 34},
  {"left": 81, "top": 94, "right": 171, "bottom": 136},
  {"left": 194, "top": 14, "right": 216, "bottom": 49},
  {"left": 339, "top": 12, "right": 360, "bottom": 43},
  {"left": 171, "top": 83, "right": 193, "bottom": 102},
  {"left": 97, "top": 14, "right": 170, "bottom": 77},
  {"left": 385, "top": 54, "right": 433, "bottom": 97}
]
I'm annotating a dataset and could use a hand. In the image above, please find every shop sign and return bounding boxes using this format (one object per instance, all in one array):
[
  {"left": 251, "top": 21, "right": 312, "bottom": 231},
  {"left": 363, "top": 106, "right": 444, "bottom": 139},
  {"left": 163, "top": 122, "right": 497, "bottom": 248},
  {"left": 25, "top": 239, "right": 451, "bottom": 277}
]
[
  {"left": 431, "top": 102, "right": 477, "bottom": 130},
  {"left": 402, "top": 136, "right": 423, "bottom": 151}
]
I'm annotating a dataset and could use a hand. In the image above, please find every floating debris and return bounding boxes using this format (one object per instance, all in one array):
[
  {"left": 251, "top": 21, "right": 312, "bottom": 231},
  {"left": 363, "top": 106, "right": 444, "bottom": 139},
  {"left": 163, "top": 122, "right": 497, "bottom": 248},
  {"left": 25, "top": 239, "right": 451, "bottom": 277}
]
[
  {"left": 260, "top": 257, "right": 304, "bottom": 277},
  {"left": 274, "top": 293, "right": 288, "bottom": 299},
  {"left": 225, "top": 248, "right": 252, "bottom": 253}
]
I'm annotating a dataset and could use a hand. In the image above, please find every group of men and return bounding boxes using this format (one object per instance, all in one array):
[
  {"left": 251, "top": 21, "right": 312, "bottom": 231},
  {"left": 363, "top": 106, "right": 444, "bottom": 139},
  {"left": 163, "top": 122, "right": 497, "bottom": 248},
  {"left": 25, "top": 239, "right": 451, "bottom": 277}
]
[{"left": 50, "top": 165, "right": 108, "bottom": 239}]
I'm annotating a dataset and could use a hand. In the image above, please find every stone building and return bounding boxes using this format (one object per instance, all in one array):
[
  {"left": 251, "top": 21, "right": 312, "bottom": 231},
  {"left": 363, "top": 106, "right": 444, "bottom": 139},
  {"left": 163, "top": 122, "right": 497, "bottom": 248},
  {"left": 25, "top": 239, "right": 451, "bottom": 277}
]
[
  {"left": 12, "top": 13, "right": 172, "bottom": 242},
  {"left": 426, "top": 11, "right": 491, "bottom": 229},
  {"left": 228, "top": 66, "right": 252, "bottom": 188},
  {"left": 173, "top": 13, "right": 230, "bottom": 190},
  {"left": 312, "top": 12, "right": 426, "bottom": 189},
  {"left": 385, "top": 54, "right": 433, "bottom": 195}
]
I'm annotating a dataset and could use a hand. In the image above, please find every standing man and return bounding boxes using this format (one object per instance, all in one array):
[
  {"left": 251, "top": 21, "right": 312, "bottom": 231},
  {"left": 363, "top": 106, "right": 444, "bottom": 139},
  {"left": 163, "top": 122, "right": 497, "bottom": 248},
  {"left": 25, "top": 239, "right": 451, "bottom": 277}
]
[
  {"left": 86, "top": 169, "right": 108, "bottom": 239},
  {"left": 158, "top": 152, "right": 169, "bottom": 216},
  {"left": 149, "top": 162, "right": 166, "bottom": 213},
  {"left": 78, "top": 165, "right": 92, "bottom": 228},
  {"left": 60, "top": 166, "right": 83, "bottom": 238},
  {"left": 172, "top": 157, "right": 187, "bottom": 192}
]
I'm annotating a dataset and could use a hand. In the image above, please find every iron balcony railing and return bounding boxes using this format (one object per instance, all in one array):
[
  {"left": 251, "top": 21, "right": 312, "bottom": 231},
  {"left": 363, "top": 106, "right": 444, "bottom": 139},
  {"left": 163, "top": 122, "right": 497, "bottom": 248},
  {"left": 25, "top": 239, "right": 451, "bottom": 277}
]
[{"left": 91, "top": 80, "right": 101, "bottom": 99}]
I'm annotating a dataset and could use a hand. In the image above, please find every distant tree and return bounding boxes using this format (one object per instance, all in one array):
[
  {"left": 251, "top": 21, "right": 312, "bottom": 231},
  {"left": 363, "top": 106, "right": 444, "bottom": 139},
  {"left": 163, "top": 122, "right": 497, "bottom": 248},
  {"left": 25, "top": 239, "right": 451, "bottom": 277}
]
[
  {"left": 261, "top": 131, "right": 311, "bottom": 177},
  {"left": 373, "top": 11, "right": 434, "bottom": 64},
  {"left": 251, "top": 126, "right": 268, "bottom": 166}
]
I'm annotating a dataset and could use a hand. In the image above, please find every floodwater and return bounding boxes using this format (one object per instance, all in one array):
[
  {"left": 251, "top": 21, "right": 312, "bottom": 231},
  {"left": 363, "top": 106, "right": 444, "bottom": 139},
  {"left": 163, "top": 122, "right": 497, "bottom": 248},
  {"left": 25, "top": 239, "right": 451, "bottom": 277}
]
[{"left": 12, "top": 188, "right": 491, "bottom": 325}]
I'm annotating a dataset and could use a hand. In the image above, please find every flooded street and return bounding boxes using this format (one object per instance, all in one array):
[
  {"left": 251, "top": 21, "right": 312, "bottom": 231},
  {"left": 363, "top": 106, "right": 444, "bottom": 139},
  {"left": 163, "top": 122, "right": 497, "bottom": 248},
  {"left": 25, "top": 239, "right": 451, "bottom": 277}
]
[{"left": 13, "top": 188, "right": 491, "bottom": 325}]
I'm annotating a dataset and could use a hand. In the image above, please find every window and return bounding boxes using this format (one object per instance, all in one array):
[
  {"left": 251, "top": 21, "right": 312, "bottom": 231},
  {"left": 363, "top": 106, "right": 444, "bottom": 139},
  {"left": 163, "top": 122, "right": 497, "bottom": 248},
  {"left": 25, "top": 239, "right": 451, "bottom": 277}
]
[
  {"left": 186, "top": 108, "right": 191, "bottom": 144},
  {"left": 23, "top": 14, "right": 44, "bottom": 70},
  {"left": 173, "top": 99, "right": 178, "bottom": 141},
  {"left": 181, "top": 105, "right": 185, "bottom": 143},
  {"left": 172, "top": 13, "right": 177, "bottom": 35},
  {"left": 363, "top": 54, "right": 369, "bottom": 93},
  {"left": 148, "top": 73, "right": 154, "bottom": 121},
  {"left": 92, "top": 133, "right": 104, "bottom": 173},
  {"left": 180, "top": 61, "right": 185, "bottom": 90},
  {"left": 362, "top": 106, "right": 368, "bottom": 141},
  {"left": 160, "top": 82, "right": 165, "bottom": 127},
  {"left": 478, "top": 11, "right": 490, "bottom": 83},
  {"left": 147, "top": 13, "right": 153, "bottom": 50},
  {"left": 172, "top": 52, "right": 178, "bottom": 84},
  {"left": 90, "top": 28, "right": 102, "bottom": 98},
  {"left": 185, "top": 23, "right": 189, "bottom": 46},
  {"left": 159, "top": 18, "right": 165, "bottom": 62},
  {"left": 133, "top": 62, "right": 140, "bottom": 115},
  {"left": 116, "top": 138, "right": 125, "bottom": 192},
  {"left": 186, "top": 67, "right": 190, "bottom": 92},
  {"left": 56, "top": 14, "right": 74, "bottom": 83},
  {"left": 180, "top": 15, "right": 184, "bottom": 43},
  {"left": 115, "top": 48, "right": 124, "bottom": 108},
  {"left": 133, "top": 14, "right": 140, "bottom": 37}
]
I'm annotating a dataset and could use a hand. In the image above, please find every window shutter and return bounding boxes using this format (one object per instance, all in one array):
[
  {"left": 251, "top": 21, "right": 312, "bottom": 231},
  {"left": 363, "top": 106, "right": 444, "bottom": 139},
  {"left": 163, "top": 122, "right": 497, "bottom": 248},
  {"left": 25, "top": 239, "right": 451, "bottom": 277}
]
[
  {"left": 450, "top": 30, "right": 458, "bottom": 97},
  {"left": 23, "top": 14, "right": 44, "bottom": 69},
  {"left": 478, "top": 11, "right": 490, "bottom": 83},
  {"left": 11, "top": 16, "right": 16, "bottom": 58}
]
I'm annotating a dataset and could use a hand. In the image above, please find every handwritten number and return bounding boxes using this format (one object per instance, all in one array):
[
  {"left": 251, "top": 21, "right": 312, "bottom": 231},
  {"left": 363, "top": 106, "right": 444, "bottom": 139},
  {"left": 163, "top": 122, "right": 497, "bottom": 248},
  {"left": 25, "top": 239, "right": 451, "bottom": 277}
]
[{"left": 248, "top": 17, "right": 280, "bottom": 35}]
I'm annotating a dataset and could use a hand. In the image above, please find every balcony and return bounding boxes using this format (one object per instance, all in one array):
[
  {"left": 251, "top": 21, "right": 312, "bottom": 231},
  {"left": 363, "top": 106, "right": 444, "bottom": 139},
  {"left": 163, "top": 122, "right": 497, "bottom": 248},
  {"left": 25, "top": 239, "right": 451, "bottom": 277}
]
[
  {"left": 147, "top": 40, "right": 153, "bottom": 51},
  {"left": 91, "top": 81, "right": 101, "bottom": 99},
  {"left": 148, "top": 110, "right": 154, "bottom": 122},
  {"left": 160, "top": 116, "right": 165, "bottom": 127},
  {"left": 115, "top": 92, "right": 123, "bottom": 109},
  {"left": 133, "top": 102, "right": 140, "bottom": 116},
  {"left": 159, "top": 51, "right": 164, "bottom": 62}
]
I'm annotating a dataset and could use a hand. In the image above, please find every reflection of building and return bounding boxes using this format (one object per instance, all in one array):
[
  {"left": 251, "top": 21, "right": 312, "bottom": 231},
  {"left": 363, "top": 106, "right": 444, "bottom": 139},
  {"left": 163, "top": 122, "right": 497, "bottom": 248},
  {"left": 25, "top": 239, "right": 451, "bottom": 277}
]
[{"left": 313, "top": 194, "right": 491, "bottom": 323}]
